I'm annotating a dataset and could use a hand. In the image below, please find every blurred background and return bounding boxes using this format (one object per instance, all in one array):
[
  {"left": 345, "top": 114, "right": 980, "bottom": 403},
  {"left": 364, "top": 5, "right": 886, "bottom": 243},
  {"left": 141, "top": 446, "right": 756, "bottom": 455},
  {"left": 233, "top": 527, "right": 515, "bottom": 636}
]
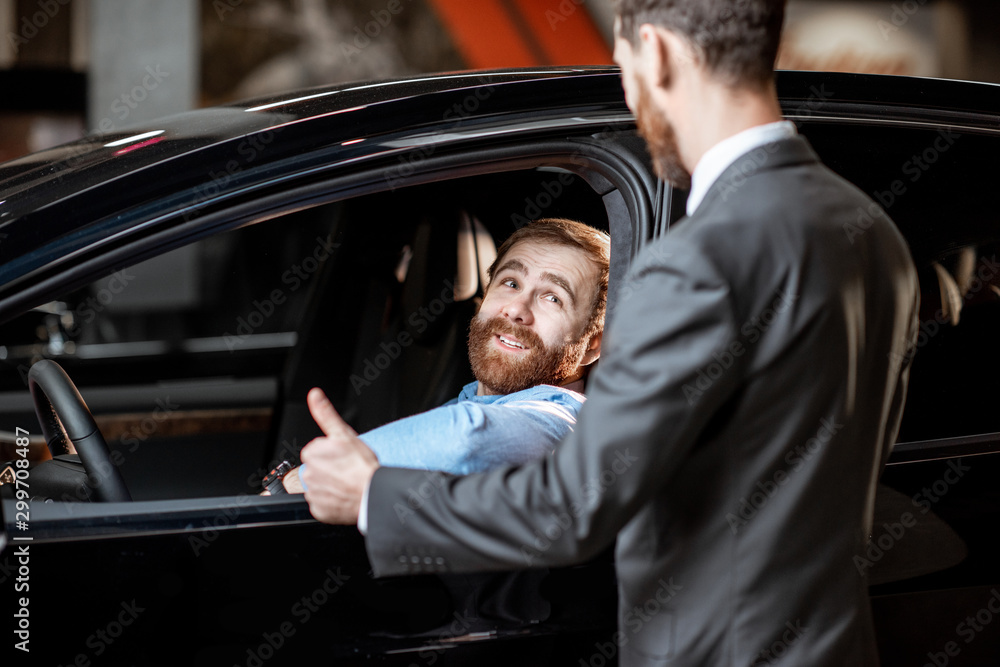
[{"left": 0, "top": 0, "right": 997, "bottom": 162}]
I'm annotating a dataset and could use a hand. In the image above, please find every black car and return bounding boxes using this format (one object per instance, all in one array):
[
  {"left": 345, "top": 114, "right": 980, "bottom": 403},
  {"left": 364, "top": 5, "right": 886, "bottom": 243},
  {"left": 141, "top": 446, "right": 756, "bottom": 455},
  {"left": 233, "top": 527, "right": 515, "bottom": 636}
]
[{"left": 1, "top": 67, "right": 999, "bottom": 666}]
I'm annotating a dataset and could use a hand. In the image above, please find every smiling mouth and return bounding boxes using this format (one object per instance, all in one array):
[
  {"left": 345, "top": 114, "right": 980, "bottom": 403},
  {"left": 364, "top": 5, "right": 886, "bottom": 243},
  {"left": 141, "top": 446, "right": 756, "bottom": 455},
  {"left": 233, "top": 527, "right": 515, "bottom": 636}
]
[{"left": 497, "top": 334, "right": 527, "bottom": 351}]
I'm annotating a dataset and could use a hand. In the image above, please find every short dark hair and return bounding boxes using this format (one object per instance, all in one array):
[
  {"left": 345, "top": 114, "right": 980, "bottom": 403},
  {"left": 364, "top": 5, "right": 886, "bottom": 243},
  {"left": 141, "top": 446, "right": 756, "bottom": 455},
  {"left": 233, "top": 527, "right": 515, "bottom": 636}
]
[
  {"left": 487, "top": 218, "right": 610, "bottom": 340},
  {"left": 615, "top": 0, "right": 786, "bottom": 89}
]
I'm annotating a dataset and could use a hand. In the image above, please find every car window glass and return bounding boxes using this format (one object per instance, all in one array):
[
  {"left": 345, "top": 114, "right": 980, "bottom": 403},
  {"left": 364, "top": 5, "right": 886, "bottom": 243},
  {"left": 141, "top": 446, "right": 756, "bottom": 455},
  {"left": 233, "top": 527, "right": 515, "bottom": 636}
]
[{"left": 801, "top": 122, "right": 1000, "bottom": 442}]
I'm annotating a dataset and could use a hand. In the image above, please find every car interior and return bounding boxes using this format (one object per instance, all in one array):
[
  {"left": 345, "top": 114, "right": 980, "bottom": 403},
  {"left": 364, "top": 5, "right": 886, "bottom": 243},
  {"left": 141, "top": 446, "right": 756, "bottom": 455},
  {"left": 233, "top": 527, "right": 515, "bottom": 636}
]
[
  {"left": 798, "top": 120, "right": 1000, "bottom": 445},
  {"left": 0, "top": 165, "right": 612, "bottom": 510}
]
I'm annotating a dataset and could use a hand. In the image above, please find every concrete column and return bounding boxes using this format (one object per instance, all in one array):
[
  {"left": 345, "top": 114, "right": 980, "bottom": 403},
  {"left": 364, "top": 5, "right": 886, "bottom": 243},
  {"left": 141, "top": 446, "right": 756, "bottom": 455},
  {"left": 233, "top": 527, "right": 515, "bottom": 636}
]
[
  {"left": 0, "top": 0, "right": 15, "bottom": 68},
  {"left": 88, "top": 0, "right": 198, "bottom": 133}
]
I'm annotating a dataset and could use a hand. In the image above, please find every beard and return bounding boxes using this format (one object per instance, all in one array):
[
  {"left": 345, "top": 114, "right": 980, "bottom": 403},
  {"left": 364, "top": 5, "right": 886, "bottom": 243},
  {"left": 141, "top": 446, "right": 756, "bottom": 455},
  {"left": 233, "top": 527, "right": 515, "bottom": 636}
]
[
  {"left": 467, "top": 316, "right": 591, "bottom": 395},
  {"left": 635, "top": 76, "right": 692, "bottom": 190}
]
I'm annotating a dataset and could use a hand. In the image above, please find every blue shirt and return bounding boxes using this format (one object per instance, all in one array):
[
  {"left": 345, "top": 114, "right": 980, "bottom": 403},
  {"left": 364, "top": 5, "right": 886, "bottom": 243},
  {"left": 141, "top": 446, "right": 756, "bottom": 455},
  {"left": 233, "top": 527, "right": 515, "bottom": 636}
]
[{"left": 299, "top": 381, "right": 584, "bottom": 483}]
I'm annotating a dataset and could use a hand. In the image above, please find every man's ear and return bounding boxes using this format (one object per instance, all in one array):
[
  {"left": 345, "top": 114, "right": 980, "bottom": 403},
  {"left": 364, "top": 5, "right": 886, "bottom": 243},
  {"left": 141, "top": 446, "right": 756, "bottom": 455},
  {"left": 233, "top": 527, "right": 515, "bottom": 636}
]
[
  {"left": 639, "top": 23, "right": 694, "bottom": 88},
  {"left": 581, "top": 331, "right": 603, "bottom": 366},
  {"left": 637, "top": 23, "right": 671, "bottom": 87}
]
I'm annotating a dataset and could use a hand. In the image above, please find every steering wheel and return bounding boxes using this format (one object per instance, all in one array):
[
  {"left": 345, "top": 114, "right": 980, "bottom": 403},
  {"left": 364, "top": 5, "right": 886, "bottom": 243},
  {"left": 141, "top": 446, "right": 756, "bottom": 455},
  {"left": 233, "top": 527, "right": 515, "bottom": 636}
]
[{"left": 28, "top": 360, "right": 132, "bottom": 502}]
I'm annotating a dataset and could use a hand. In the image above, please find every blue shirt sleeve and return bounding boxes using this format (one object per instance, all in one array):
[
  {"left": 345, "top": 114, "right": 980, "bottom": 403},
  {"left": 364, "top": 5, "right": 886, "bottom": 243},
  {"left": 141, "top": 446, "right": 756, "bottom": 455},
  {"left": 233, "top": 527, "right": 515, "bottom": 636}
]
[
  {"left": 298, "top": 384, "right": 584, "bottom": 483},
  {"left": 360, "top": 390, "right": 582, "bottom": 475}
]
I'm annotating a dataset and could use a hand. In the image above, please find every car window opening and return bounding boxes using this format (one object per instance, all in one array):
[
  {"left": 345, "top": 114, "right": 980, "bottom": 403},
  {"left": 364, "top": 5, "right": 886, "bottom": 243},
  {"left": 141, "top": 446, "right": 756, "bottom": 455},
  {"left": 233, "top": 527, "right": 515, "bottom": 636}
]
[{"left": 0, "top": 165, "right": 615, "bottom": 513}]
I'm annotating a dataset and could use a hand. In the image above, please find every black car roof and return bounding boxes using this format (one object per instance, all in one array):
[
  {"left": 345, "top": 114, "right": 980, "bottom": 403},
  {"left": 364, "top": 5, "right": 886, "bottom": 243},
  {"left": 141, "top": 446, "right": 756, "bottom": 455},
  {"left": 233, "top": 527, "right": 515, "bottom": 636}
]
[
  {"left": 0, "top": 68, "right": 621, "bottom": 209},
  {"left": 2, "top": 67, "right": 999, "bottom": 208},
  {"left": 1, "top": 67, "right": 999, "bottom": 284}
]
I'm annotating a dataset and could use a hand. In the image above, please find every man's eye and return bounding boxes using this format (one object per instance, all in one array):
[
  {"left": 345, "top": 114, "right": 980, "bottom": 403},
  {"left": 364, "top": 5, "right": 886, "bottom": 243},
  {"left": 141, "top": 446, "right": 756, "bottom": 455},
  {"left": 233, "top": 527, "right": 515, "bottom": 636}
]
[
  {"left": 543, "top": 294, "right": 561, "bottom": 305},
  {"left": 503, "top": 279, "right": 518, "bottom": 289}
]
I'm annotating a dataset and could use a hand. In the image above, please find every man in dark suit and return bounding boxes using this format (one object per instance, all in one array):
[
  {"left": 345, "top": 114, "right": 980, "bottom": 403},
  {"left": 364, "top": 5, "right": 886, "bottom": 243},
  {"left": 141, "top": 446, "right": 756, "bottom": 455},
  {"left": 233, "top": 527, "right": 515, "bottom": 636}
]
[{"left": 299, "top": 1, "right": 920, "bottom": 664}]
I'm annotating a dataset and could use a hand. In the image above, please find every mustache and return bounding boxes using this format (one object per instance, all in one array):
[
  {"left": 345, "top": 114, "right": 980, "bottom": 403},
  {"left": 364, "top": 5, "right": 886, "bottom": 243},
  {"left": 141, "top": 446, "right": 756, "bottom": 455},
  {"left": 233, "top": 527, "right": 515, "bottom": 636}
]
[{"left": 475, "top": 316, "right": 544, "bottom": 350}]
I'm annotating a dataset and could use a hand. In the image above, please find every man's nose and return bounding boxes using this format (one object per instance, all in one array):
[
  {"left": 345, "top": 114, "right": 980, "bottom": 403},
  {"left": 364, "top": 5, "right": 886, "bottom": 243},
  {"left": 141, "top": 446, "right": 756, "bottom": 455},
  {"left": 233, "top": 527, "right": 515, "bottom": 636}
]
[{"left": 501, "top": 294, "right": 533, "bottom": 324}]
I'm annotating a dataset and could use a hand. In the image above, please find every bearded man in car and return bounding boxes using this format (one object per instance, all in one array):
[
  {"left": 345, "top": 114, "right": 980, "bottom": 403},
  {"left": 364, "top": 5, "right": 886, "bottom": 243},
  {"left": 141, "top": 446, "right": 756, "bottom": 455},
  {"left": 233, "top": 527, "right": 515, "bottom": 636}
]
[{"left": 271, "top": 217, "right": 609, "bottom": 493}]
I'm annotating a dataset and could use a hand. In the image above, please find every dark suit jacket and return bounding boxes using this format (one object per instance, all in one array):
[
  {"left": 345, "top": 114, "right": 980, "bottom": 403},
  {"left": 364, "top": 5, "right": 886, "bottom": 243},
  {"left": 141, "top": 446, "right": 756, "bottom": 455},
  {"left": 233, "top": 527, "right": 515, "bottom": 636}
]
[{"left": 365, "top": 136, "right": 919, "bottom": 666}]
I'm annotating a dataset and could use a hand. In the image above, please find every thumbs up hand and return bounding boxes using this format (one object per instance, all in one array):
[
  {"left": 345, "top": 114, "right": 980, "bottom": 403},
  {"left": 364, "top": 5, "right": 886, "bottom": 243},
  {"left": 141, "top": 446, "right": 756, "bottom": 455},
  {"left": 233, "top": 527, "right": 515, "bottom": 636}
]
[{"left": 300, "top": 387, "right": 379, "bottom": 525}]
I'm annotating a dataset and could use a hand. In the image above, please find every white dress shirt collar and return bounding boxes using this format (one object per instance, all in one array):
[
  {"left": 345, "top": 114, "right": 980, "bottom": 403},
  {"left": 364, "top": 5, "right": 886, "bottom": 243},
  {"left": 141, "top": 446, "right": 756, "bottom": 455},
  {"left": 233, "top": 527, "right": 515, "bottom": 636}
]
[{"left": 685, "top": 120, "right": 797, "bottom": 216}]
